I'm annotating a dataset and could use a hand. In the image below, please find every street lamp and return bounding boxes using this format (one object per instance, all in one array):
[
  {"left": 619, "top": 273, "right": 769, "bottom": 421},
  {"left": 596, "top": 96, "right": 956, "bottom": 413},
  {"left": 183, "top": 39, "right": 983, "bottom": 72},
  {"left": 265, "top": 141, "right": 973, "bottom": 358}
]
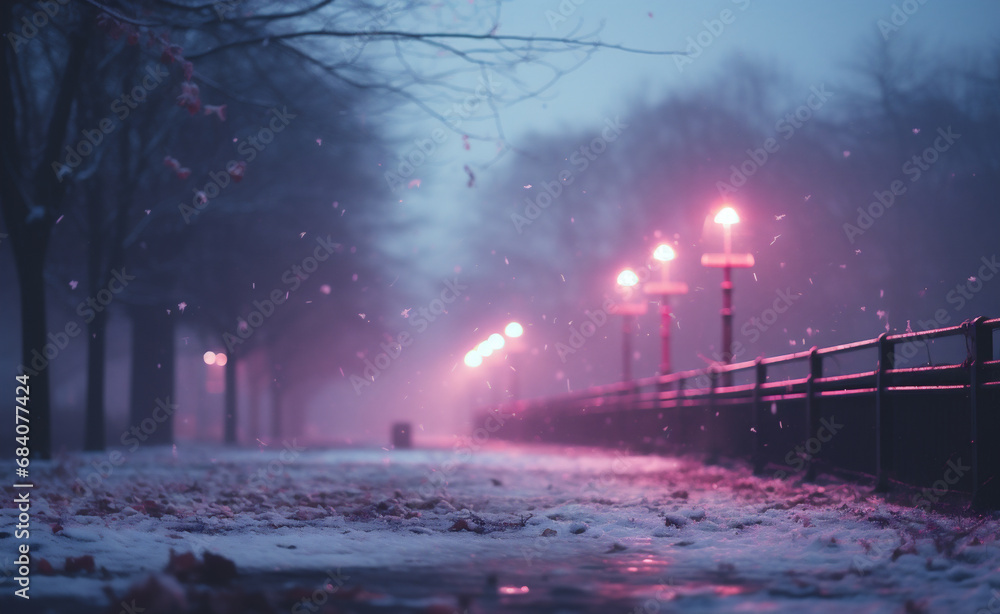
[
  {"left": 701, "top": 206, "right": 754, "bottom": 386},
  {"left": 609, "top": 269, "right": 648, "bottom": 383},
  {"left": 464, "top": 321, "right": 526, "bottom": 405},
  {"left": 643, "top": 243, "right": 688, "bottom": 377},
  {"left": 504, "top": 321, "right": 524, "bottom": 338},
  {"left": 464, "top": 350, "right": 483, "bottom": 368}
]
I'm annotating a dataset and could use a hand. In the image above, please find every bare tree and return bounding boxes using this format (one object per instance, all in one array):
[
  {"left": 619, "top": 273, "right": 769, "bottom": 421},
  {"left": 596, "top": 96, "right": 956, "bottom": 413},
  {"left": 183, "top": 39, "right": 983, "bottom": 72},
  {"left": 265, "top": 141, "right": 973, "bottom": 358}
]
[{"left": 1, "top": 0, "right": 679, "bottom": 456}]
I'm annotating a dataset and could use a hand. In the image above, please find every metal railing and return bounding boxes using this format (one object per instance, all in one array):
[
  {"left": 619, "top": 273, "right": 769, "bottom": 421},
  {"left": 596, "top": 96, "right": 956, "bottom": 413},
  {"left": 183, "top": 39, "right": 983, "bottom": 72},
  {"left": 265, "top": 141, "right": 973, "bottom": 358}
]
[{"left": 486, "top": 316, "right": 1000, "bottom": 509}]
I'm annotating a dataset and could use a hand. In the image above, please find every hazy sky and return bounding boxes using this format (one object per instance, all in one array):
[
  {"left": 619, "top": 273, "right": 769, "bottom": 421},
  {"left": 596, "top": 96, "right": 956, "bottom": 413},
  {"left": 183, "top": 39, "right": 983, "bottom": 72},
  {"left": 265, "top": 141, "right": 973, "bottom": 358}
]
[
  {"left": 329, "top": 0, "right": 1000, "bottom": 439},
  {"left": 386, "top": 0, "right": 1000, "bottom": 279}
]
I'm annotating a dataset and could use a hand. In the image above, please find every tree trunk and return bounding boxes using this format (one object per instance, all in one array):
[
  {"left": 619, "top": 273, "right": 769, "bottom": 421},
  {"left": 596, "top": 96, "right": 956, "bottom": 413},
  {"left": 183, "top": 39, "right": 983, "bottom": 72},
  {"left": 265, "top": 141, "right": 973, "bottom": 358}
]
[
  {"left": 224, "top": 350, "right": 238, "bottom": 445},
  {"left": 15, "top": 248, "right": 53, "bottom": 459},
  {"left": 83, "top": 307, "right": 107, "bottom": 451},
  {"left": 248, "top": 367, "right": 260, "bottom": 444},
  {"left": 270, "top": 359, "right": 283, "bottom": 442},
  {"left": 128, "top": 305, "right": 175, "bottom": 446}
]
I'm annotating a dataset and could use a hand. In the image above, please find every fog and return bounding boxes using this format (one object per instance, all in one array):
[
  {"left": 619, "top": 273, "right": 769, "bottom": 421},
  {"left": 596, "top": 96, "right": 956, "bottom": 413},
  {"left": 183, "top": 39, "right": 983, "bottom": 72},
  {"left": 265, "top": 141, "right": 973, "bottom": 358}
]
[{"left": 2, "top": 0, "right": 999, "bottom": 455}]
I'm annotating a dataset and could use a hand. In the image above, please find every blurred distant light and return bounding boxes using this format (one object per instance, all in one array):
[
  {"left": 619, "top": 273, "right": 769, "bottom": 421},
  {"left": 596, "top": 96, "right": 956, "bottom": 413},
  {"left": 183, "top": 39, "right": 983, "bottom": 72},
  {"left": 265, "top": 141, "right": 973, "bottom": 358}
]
[
  {"left": 504, "top": 322, "right": 524, "bottom": 338},
  {"left": 653, "top": 244, "right": 676, "bottom": 262},
  {"left": 203, "top": 351, "right": 216, "bottom": 365},
  {"left": 714, "top": 206, "right": 740, "bottom": 225},
  {"left": 215, "top": 353, "right": 228, "bottom": 366},
  {"left": 476, "top": 341, "right": 494, "bottom": 357},
  {"left": 319, "top": 284, "right": 332, "bottom": 295},
  {"left": 464, "top": 350, "right": 483, "bottom": 368},
  {"left": 617, "top": 269, "right": 639, "bottom": 288},
  {"left": 488, "top": 333, "right": 505, "bottom": 350}
]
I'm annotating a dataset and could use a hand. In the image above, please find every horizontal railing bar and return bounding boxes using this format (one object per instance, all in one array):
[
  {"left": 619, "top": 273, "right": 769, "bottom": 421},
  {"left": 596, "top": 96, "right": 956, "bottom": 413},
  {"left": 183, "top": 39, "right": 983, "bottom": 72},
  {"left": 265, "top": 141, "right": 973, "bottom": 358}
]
[
  {"left": 814, "top": 372, "right": 877, "bottom": 386},
  {"left": 760, "top": 378, "right": 809, "bottom": 390},
  {"left": 817, "top": 338, "right": 879, "bottom": 355},
  {"left": 886, "top": 385, "right": 968, "bottom": 392},
  {"left": 818, "top": 387, "right": 877, "bottom": 397},
  {"left": 760, "top": 348, "right": 815, "bottom": 366},
  {"left": 760, "top": 392, "right": 808, "bottom": 402},
  {"left": 885, "top": 323, "right": 968, "bottom": 343}
]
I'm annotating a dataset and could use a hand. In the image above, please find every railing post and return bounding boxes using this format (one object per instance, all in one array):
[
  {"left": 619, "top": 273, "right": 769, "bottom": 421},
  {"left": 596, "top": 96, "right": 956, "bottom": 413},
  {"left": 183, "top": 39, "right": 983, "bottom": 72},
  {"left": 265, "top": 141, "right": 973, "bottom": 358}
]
[
  {"left": 705, "top": 367, "right": 718, "bottom": 461},
  {"left": 876, "top": 333, "right": 893, "bottom": 492},
  {"left": 751, "top": 358, "right": 767, "bottom": 474},
  {"left": 969, "top": 317, "right": 997, "bottom": 510},
  {"left": 672, "top": 375, "right": 685, "bottom": 453},
  {"left": 805, "top": 347, "right": 822, "bottom": 481}
]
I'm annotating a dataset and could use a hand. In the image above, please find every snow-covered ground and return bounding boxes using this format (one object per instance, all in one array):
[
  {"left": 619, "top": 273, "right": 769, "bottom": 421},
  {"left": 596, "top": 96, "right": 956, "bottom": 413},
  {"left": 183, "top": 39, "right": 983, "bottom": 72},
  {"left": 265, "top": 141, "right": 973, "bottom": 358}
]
[{"left": 2, "top": 441, "right": 999, "bottom": 613}]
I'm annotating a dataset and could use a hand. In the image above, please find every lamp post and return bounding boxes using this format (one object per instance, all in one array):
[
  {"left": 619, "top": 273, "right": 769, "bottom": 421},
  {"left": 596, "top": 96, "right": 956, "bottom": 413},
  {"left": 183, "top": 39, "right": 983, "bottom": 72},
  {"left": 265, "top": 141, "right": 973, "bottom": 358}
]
[
  {"left": 701, "top": 206, "right": 754, "bottom": 386},
  {"left": 643, "top": 244, "right": 688, "bottom": 377},
  {"left": 609, "top": 269, "right": 647, "bottom": 383},
  {"left": 464, "top": 321, "right": 525, "bottom": 407},
  {"left": 202, "top": 351, "right": 228, "bottom": 441},
  {"left": 503, "top": 321, "right": 524, "bottom": 403}
]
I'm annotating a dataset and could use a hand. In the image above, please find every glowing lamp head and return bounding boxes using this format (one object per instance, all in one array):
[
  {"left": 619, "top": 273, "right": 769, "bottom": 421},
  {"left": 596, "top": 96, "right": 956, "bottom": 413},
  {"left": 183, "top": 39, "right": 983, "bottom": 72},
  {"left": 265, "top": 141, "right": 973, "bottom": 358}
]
[
  {"left": 214, "top": 353, "right": 228, "bottom": 366},
  {"left": 653, "top": 244, "right": 676, "bottom": 262},
  {"left": 476, "top": 341, "right": 494, "bottom": 357},
  {"left": 203, "top": 351, "right": 216, "bottom": 365},
  {"left": 488, "top": 333, "right": 505, "bottom": 350},
  {"left": 504, "top": 321, "right": 523, "bottom": 338},
  {"left": 617, "top": 268, "right": 639, "bottom": 288},
  {"left": 714, "top": 206, "right": 740, "bottom": 226},
  {"left": 464, "top": 350, "right": 483, "bottom": 368}
]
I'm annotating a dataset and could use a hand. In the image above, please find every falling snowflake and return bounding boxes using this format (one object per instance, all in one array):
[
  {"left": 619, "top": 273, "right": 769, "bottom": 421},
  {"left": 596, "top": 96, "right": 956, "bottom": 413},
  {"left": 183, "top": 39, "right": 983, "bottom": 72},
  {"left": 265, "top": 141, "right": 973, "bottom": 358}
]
[
  {"left": 774, "top": 214, "right": 786, "bottom": 221},
  {"left": 842, "top": 151, "right": 851, "bottom": 157},
  {"left": 300, "top": 232, "right": 307, "bottom": 238},
  {"left": 320, "top": 284, "right": 331, "bottom": 295},
  {"left": 178, "top": 302, "right": 187, "bottom": 313},
  {"left": 770, "top": 235, "right": 780, "bottom": 246},
  {"left": 407, "top": 179, "right": 421, "bottom": 189},
  {"left": 69, "top": 280, "right": 78, "bottom": 290},
  {"left": 358, "top": 313, "right": 366, "bottom": 319},
  {"left": 316, "top": 138, "right": 322, "bottom": 146},
  {"left": 523, "top": 184, "right": 532, "bottom": 189},
  {"left": 401, "top": 308, "right": 411, "bottom": 318}
]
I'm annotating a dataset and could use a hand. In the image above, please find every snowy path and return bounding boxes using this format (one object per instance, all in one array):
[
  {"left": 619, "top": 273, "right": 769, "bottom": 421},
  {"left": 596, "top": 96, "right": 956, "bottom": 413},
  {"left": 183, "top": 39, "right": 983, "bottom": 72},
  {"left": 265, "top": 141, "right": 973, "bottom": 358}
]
[{"left": 2, "top": 442, "right": 999, "bottom": 613}]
